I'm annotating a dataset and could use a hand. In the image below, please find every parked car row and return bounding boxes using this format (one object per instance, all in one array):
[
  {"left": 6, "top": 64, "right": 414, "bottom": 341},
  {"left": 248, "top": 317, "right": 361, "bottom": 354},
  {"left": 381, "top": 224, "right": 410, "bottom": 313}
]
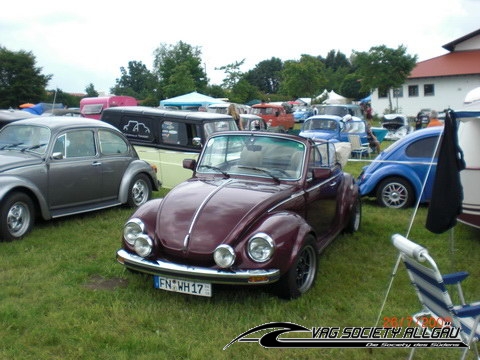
[{"left": 1, "top": 102, "right": 444, "bottom": 300}]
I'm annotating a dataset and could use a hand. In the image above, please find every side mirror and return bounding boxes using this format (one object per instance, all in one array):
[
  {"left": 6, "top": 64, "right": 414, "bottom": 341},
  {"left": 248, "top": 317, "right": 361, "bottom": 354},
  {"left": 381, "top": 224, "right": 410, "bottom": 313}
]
[
  {"left": 312, "top": 167, "right": 332, "bottom": 179},
  {"left": 52, "top": 152, "right": 64, "bottom": 160},
  {"left": 192, "top": 137, "right": 202, "bottom": 147},
  {"left": 183, "top": 158, "right": 197, "bottom": 170}
]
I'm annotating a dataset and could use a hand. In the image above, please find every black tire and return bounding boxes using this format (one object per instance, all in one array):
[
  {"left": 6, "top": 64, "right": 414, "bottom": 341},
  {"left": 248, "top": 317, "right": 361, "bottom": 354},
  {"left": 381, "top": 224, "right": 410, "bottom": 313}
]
[
  {"left": 376, "top": 177, "right": 413, "bottom": 209},
  {"left": 276, "top": 236, "right": 318, "bottom": 299},
  {"left": 344, "top": 196, "right": 361, "bottom": 233},
  {"left": 0, "top": 192, "right": 35, "bottom": 241},
  {"left": 127, "top": 174, "right": 152, "bottom": 207}
]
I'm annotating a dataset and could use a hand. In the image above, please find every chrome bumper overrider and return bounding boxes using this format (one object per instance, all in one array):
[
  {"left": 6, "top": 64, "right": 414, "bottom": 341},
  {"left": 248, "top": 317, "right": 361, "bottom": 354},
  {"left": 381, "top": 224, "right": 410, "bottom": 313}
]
[{"left": 116, "top": 249, "right": 281, "bottom": 285}]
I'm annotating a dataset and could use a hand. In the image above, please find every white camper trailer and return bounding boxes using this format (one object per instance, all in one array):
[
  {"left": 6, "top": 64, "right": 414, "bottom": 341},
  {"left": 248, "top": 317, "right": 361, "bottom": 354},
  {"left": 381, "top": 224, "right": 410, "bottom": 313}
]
[{"left": 457, "top": 87, "right": 480, "bottom": 229}]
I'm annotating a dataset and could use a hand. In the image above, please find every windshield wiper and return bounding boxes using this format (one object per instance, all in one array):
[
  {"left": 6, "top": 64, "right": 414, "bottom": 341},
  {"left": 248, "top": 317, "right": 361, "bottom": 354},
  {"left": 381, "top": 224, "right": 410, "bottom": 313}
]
[
  {"left": 21, "top": 143, "right": 48, "bottom": 152},
  {"left": 237, "top": 165, "right": 280, "bottom": 184},
  {"left": 198, "top": 165, "right": 230, "bottom": 178},
  {"left": 0, "top": 142, "right": 24, "bottom": 150}
]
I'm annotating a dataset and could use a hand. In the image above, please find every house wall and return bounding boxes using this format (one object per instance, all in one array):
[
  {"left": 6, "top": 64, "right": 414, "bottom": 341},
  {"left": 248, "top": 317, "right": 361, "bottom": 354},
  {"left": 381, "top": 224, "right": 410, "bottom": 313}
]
[
  {"left": 371, "top": 75, "right": 480, "bottom": 118},
  {"left": 454, "top": 35, "right": 480, "bottom": 51}
]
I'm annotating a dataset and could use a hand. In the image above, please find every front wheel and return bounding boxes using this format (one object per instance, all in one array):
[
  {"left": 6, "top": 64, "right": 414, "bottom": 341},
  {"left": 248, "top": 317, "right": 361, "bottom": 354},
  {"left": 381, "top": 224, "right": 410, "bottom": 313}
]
[
  {"left": 127, "top": 174, "right": 152, "bottom": 207},
  {"left": 0, "top": 192, "right": 35, "bottom": 241},
  {"left": 275, "top": 237, "right": 318, "bottom": 299},
  {"left": 376, "top": 177, "right": 413, "bottom": 209}
]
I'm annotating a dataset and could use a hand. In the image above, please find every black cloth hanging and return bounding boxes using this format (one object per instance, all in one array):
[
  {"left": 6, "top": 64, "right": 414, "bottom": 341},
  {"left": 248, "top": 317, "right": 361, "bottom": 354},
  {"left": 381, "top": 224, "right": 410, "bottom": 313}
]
[{"left": 426, "top": 110, "right": 465, "bottom": 234}]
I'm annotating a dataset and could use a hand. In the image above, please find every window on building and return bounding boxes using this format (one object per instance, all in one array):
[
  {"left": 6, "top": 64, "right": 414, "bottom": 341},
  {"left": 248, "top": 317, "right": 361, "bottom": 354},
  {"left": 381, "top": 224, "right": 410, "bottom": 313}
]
[
  {"left": 378, "top": 87, "right": 388, "bottom": 98},
  {"left": 424, "top": 84, "right": 435, "bottom": 96},
  {"left": 408, "top": 85, "right": 419, "bottom": 97}
]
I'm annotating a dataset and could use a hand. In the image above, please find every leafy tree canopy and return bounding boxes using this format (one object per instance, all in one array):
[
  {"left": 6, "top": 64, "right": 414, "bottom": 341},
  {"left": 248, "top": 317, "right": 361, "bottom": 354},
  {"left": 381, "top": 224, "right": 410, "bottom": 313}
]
[
  {"left": 153, "top": 41, "right": 207, "bottom": 97},
  {"left": 0, "top": 47, "right": 51, "bottom": 108},
  {"left": 279, "top": 54, "right": 326, "bottom": 98}
]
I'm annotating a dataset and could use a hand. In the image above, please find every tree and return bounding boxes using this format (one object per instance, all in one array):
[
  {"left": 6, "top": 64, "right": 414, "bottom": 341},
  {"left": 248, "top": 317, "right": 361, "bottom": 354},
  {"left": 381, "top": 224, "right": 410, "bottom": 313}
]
[
  {"left": 353, "top": 45, "right": 417, "bottom": 112},
  {"left": 243, "top": 57, "right": 283, "bottom": 94},
  {"left": 85, "top": 83, "right": 99, "bottom": 97},
  {"left": 279, "top": 55, "right": 326, "bottom": 98},
  {"left": 111, "top": 61, "right": 158, "bottom": 100},
  {"left": 153, "top": 41, "right": 207, "bottom": 98},
  {"left": 216, "top": 59, "right": 245, "bottom": 90},
  {"left": 0, "top": 47, "right": 51, "bottom": 108},
  {"left": 229, "top": 79, "right": 262, "bottom": 104}
]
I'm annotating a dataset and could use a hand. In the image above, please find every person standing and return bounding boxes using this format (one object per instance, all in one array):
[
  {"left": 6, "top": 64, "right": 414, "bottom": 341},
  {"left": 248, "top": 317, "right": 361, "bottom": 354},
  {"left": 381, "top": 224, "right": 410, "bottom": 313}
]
[
  {"left": 427, "top": 110, "right": 443, "bottom": 127},
  {"left": 227, "top": 104, "right": 244, "bottom": 130}
]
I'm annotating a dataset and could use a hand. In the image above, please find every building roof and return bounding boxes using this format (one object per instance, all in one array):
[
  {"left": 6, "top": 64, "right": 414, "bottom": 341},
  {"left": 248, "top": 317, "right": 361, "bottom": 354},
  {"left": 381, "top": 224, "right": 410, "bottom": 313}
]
[
  {"left": 408, "top": 50, "right": 480, "bottom": 79},
  {"left": 442, "top": 28, "right": 480, "bottom": 52}
]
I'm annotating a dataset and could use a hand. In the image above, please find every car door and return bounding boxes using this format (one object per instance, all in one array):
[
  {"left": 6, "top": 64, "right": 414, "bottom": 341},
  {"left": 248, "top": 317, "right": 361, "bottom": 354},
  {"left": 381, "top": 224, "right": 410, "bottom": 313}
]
[
  {"left": 304, "top": 143, "right": 339, "bottom": 236},
  {"left": 48, "top": 129, "right": 101, "bottom": 209},
  {"left": 97, "top": 129, "right": 132, "bottom": 200}
]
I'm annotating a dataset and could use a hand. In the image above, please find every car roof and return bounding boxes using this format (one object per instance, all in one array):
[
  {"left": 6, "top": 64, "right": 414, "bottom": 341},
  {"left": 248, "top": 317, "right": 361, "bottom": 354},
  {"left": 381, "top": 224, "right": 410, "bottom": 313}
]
[
  {"left": 4, "top": 116, "right": 119, "bottom": 132},
  {"left": 102, "top": 106, "right": 233, "bottom": 121}
]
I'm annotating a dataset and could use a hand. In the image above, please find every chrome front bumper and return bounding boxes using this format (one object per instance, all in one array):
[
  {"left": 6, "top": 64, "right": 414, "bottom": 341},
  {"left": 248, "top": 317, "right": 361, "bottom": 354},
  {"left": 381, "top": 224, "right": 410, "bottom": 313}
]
[{"left": 116, "top": 249, "right": 281, "bottom": 285}]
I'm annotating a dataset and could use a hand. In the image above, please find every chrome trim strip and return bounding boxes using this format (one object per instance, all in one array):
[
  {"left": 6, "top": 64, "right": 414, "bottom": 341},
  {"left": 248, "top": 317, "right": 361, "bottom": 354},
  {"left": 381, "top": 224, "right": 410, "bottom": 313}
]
[{"left": 117, "top": 249, "right": 280, "bottom": 285}]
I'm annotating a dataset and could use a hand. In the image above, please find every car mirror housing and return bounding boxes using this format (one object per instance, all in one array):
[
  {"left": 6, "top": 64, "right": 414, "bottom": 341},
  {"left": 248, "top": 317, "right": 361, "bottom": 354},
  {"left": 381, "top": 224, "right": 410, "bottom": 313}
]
[
  {"left": 51, "top": 152, "right": 64, "bottom": 160},
  {"left": 183, "top": 159, "right": 196, "bottom": 170},
  {"left": 192, "top": 137, "right": 202, "bottom": 147},
  {"left": 312, "top": 167, "right": 332, "bottom": 179}
]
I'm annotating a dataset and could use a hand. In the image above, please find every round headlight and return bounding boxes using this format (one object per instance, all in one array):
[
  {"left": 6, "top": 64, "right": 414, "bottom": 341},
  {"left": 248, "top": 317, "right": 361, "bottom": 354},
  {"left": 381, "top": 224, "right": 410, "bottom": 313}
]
[
  {"left": 214, "top": 245, "right": 235, "bottom": 268},
  {"left": 133, "top": 234, "right": 153, "bottom": 257},
  {"left": 248, "top": 233, "right": 274, "bottom": 262},
  {"left": 124, "top": 219, "right": 145, "bottom": 245}
]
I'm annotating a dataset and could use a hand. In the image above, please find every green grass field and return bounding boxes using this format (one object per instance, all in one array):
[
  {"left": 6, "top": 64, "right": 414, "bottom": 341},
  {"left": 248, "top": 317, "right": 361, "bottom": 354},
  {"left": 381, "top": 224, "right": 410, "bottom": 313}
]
[{"left": 0, "top": 155, "right": 479, "bottom": 360}]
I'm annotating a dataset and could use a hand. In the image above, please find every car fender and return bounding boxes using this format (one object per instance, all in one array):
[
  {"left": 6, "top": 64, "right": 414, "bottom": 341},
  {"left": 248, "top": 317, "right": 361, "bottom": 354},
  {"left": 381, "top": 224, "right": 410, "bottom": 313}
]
[
  {"left": 118, "top": 160, "right": 160, "bottom": 203},
  {"left": 336, "top": 173, "right": 359, "bottom": 220},
  {"left": 359, "top": 164, "right": 422, "bottom": 199},
  {"left": 0, "top": 175, "right": 50, "bottom": 219},
  {"left": 241, "top": 211, "right": 314, "bottom": 274}
]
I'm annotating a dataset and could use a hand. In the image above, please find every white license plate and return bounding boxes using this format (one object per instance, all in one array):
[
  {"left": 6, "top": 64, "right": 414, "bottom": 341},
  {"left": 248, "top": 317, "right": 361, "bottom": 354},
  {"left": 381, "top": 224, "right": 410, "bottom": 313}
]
[{"left": 153, "top": 276, "right": 212, "bottom": 297}]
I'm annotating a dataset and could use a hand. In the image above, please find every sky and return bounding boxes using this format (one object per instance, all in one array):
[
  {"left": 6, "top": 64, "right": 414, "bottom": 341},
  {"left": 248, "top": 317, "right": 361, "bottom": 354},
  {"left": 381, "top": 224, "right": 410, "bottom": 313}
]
[{"left": 1, "top": 0, "right": 480, "bottom": 95}]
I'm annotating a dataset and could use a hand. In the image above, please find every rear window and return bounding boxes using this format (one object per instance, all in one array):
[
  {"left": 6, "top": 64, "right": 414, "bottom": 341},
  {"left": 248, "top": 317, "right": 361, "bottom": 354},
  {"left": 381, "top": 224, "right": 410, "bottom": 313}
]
[{"left": 82, "top": 104, "right": 103, "bottom": 115}]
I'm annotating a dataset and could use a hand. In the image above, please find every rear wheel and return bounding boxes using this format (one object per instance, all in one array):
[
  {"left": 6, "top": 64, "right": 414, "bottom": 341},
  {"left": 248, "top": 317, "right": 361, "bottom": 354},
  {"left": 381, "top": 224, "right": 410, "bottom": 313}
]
[
  {"left": 275, "top": 237, "right": 318, "bottom": 299},
  {"left": 0, "top": 192, "right": 35, "bottom": 241},
  {"left": 376, "top": 177, "right": 413, "bottom": 209},
  {"left": 344, "top": 196, "right": 361, "bottom": 233}
]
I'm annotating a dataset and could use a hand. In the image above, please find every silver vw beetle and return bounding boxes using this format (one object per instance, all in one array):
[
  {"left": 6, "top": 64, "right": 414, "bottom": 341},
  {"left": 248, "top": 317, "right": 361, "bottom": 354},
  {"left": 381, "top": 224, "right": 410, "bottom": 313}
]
[{"left": 0, "top": 117, "right": 159, "bottom": 241}]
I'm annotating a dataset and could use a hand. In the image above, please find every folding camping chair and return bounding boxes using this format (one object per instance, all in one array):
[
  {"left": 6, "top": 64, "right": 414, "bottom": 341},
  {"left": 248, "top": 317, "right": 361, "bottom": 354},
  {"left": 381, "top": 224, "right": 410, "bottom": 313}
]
[
  {"left": 348, "top": 134, "right": 370, "bottom": 159},
  {"left": 391, "top": 234, "right": 480, "bottom": 360}
]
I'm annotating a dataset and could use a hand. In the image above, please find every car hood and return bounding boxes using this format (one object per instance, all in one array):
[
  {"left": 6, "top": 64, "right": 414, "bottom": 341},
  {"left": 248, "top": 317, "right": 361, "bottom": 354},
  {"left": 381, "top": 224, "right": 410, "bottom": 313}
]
[
  {"left": 0, "top": 151, "right": 42, "bottom": 172},
  {"left": 155, "top": 178, "right": 293, "bottom": 257}
]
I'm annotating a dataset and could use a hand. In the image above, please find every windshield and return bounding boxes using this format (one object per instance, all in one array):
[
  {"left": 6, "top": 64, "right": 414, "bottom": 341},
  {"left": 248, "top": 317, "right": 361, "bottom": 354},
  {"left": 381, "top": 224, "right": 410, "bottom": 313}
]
[
  {"left": 303, "top": 119, "right": 338, "bottom": 131},
  {"left": 0, "top": 124, "right": 51, "bottom": 154},
  {"left": 197, "top": 134, "right": 306, "bottom": 181}
]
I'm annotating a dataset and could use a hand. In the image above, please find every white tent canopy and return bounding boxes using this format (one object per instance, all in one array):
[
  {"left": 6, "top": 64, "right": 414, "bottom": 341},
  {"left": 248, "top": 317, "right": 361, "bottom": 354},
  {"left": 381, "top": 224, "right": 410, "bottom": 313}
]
[
  {"left": 323, "top": 90, "right": 349, "bottom": 104},
  {"left": 159, "top": 91, "right": 226, "bottom": 109}
]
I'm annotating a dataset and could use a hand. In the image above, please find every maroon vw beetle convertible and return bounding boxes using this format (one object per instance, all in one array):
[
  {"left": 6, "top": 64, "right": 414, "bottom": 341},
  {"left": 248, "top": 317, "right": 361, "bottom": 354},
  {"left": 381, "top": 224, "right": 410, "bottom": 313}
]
[{"left": 116, "top": 131, "right": 361, "bottom": 299}]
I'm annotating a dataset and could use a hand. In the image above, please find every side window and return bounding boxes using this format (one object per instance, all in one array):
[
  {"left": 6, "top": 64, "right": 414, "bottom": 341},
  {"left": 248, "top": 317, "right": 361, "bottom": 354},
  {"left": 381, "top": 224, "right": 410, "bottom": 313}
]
[
  {"left": 99, "top": 130, "right": 129, "bottom": 155},
  {"left": 54, "top": 130, "right": 96, "bottom": 158},
  {"left": 312, "top": 142, "right": 335, "bottom": 168},
  {"left": 162, "top": 121, "right": 188, "bottom": 146},
  {"left": 405, "top": 136, "right": 440, "bottom": 158}
]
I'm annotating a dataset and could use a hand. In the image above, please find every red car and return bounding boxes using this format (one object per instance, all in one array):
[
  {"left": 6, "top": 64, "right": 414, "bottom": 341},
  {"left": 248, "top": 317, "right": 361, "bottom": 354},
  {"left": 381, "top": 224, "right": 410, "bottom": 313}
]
[
  {"left": 116, "top": 132, "right": 361, "bottom": 299},
  {"left": 251, "top": 103, "right": 295, "bottom": 131}
]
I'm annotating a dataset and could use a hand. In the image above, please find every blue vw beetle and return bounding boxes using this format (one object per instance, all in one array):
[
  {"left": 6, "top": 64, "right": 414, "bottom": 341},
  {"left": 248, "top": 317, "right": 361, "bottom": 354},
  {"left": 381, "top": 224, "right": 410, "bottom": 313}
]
[{"left": 357, "top": 126, "right": 443, "bottom": 208}]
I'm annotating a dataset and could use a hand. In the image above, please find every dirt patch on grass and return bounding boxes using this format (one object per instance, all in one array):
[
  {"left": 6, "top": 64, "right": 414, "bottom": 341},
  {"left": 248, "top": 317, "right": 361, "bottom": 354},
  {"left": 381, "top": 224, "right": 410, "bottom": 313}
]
[{"left": 84, "top": 274, "right": 128, "bottom": 291}]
